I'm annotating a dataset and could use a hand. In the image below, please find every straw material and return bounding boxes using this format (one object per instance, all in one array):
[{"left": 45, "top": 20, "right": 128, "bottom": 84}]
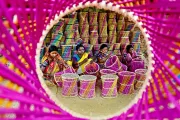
[
  {"left": 101, "top": 74, "right": 118, "bottom": 98},
  {"left": 89, "top": 12, "right": 98, "bottom": 25},
  {"left": 105, "top": 55, "right": 122, "bottom": 72},
  {"left": 100, "top": 69, "right": 117, "bottom": 76},
  {"left": 79, "top": 75, "right": 96, "bottom": 99},
  {"left": 85, "top": 62, "right": 100, "bottom": 76},
  {"left": 79, "top": 12, "right": 89, "bottom": 25},
  {"left": 119, "top": 83, "right": 134, "bottom": 94},
  {"left": 118, "top": 71, "right": 136, "bottom": 85}
]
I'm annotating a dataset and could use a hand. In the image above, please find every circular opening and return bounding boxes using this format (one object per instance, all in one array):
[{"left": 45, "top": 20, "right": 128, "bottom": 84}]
[
  {"left": 85, "top": 62, "right": 99, "bottom": 73},
  {"left": 118, "top": 71, "right": 136, "bottom": 76},
  {"left": 36, "top": 2, "right": 153, "bottom": 119},
  {"left": 61, "top": 73, "right": 79, "bottom": 79},
  {"left": 79, "top": 75, "right": 97, "bottom": 81},
  {"left": 100, "top": 69, "right": 116, "bottom": 74},
  {"left": 135, "top": 69, "right": 147, "bottom": 74},
  {"left": 101, "top": 74, "right": 118, "bottom": 79}
]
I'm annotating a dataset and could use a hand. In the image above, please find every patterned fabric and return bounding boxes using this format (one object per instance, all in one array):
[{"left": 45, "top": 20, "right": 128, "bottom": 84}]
[
  {"left": 125, "top": 51, "right": 138, "bottom": 71},
  {"left": 72, "top": 54, "right": 81, "bottom": 63},
  {"left": 40, "top": 53, "right": 67, "bottom": 79},
  {"left": 72, "top": 52, "right": 91, "bottom": 62},
  {"left": 72, "top": 52, "right": 92, "bottom": 74}
]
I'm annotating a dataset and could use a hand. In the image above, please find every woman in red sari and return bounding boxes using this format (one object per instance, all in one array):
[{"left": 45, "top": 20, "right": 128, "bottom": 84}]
[{"left": 40, "top": 45, "right": 68, "bottom": 82}]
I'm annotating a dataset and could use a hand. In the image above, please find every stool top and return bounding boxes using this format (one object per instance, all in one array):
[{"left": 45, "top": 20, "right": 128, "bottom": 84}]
[
  {"left": 118, "top": 71, "right": 135, "bottom": 76},
  {"left": 61, "top": 73, "right": 79, "bottom": 80},
  {"left": 101, "top": 74, "right": 118, "bottom": 80},
  {"left": 79, "top": 75, "right": 97, "bottom": 81},
  {"left": 135, "top": 69, "right": 147, "bottom": 74}
]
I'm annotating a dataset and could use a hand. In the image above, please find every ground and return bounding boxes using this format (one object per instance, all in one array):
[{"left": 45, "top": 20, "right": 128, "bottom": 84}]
[{"left": 46, "top": 82, "right": 139, "bottom": 118}]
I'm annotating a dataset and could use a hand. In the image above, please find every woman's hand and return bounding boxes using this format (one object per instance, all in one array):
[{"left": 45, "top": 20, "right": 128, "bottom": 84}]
[
  {"left": 79, "top": 58, "right": 88, "bottom": 66},
  {"left": 107, "top": 53, "right": 111, "bottom": 58},
  {"left": 133, "top": 57, "right": 141, "bottom": 61},
  {"left": 136, "top": 56, "right": 141, "bottom": 60},
  {"left": 64, "top": 63, "right": 69, "bottom": 68},
  {"left": 56, "top": 55, "right": 63, "bottom": 60},
  {"left": 90, "top": 60, "right": 93, "bottom": 64},
  {"left": 83, "top": 58, "right": 88, "bottom": 63},
  {"left": 47, "top": 56, "right": 52, "bottom": 62}
]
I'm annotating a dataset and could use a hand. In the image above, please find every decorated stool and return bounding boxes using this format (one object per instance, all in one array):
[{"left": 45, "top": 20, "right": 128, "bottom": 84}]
[
  {"left": 61, "top": 73, "right": 79, "bottom": 97},
  {"left": 54, "top": 67, "right": 75, "bottom": 87},
  {"left": 79, "top": 75, "right": 97, "bottom": 99},
  {"left": 134, "top": 69, "right": 147, "bottom": 90},
  {"left": 118, "top": 71, "right": 136, "bottom": 94},
  {"left": 101, "top": 74, "right": 118, "bottom": 98},
  {"left": 119, "top": 84, "right": 134, "bottom": 94},
  {"left": 131, "top": 59, "right": 144, "bottom": 72},
  {"left": 100, "top": 69, "right": 117, "bottom": 76},
  {"left": 105, "top": 55, "right": 122, "bottom": 72}
]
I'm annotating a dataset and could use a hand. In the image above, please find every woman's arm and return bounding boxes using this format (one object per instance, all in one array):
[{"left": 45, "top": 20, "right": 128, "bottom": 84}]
[
  {"left": 88, "top": 53, "right": 96, "bottom": 63},
  {"left": 126, "top": 53, "right": 132, "bottom": 62},
  {"left": 79, "top": 58, "right": 88, "bottom": 66}
]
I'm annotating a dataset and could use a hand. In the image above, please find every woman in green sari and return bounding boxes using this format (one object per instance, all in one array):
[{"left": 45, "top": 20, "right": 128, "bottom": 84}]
[{"left": 72, "top": 44, "right": 93, "bottom": 75}]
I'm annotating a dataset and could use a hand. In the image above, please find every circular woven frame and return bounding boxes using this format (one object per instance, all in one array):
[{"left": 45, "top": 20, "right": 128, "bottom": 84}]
[{"left": 0, "top": 0, "right": 179, "bottom": 120}]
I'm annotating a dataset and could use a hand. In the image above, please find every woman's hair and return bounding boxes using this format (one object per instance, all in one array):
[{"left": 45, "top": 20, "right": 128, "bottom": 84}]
[
  {"left": 126, "top": 44, "right": 133, "bottom": 53},
  {"left": 76, "top": 44, "right": 84, "bottom": 51},
  {"left": 48, "top": 45, "right": 58, "bottom": 53},
  {"left": 100, "top": 44, "right": 108, "bottom": 50}
]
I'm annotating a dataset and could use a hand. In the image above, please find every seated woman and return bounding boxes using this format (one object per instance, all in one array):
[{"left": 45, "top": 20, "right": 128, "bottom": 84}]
[
  {"left": 40, "top": 45, "right": 68, "bottom": 82},
  {"left": 125, "top": 44, "right": 141, "bottom": 71},
  {"left": 72, "top": 44, "right": 93, "bottom": 75},
  {"left": 96, "top": 44, "right": 111, "bottom": 69}
]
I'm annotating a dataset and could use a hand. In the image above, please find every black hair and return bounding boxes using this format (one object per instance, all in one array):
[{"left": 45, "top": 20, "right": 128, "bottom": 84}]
[
  {"left": 76, "top": 44, "right": 84, "bottom": 51},
  {"left": 126, "top": 44, "right": 133, "bottom": 53},
  {"left": 49, "top": 45, "right": 58, "bottom": 53},
  {"left": 100, "top": 44, "right": 108, "bottom": 50}
]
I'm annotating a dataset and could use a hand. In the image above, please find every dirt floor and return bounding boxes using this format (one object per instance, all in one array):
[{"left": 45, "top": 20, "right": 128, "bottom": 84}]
[{"left": 47, "top": 82, "right": 139, "bottom": 119}]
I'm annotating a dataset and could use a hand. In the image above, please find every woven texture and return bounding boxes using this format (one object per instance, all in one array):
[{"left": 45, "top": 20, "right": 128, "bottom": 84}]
[{"left": 0, "top": 0, "right": 180, "bottom": 119}]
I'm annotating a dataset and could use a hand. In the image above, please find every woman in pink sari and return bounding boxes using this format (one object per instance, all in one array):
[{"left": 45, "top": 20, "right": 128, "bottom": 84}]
[{"left": 125, "top": 44, "right": 140, "bottom": 71}]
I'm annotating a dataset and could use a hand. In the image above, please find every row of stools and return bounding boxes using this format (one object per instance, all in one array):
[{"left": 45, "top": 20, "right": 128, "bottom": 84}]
[{"left": 54, "top": 69, "right": 147, "bottom": 99}]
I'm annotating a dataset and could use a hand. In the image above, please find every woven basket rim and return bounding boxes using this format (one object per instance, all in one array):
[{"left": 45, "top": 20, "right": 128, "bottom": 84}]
[
  {"left": 79, "top": 75, "right": 97, "bottom": 81},
  {"left": 118, "top": 71, "right": 136, "bottom": 76}
]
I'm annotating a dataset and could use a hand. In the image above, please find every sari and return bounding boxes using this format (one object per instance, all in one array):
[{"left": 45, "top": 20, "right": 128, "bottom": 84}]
[
  {"left": 72, "top": 52, "right": 92, "bottom": 74},
  {"left": 41, "top": 53, "right": 67, "bottom": 79},
  {"left": 125, "top": 51, "right": 142, "bottom": 71}
]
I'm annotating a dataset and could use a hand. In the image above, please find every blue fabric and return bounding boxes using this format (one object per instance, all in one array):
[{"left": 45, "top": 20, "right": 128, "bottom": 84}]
[{"left": 72, "top": 54, "right": 80, "bottom": 62}]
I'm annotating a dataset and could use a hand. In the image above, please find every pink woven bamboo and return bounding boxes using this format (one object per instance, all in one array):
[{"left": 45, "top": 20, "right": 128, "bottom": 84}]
[
  {"left": 131, "top": 59, "right": 145, "bottom": 72},
  {"left": 85, "top": 62, "right": 100, "bottom": 76},
  {"left": 0, "top": 0, "right": 180, "bottom": 120},
  {"left": 105, "top": 55, "right": 122, "bottom": 72},
  {"left": 54, "top": 67, "right": 75, "bottom": 87},
  {"left": 100, "top": 69, "right": 117, "bottom": 76}
]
